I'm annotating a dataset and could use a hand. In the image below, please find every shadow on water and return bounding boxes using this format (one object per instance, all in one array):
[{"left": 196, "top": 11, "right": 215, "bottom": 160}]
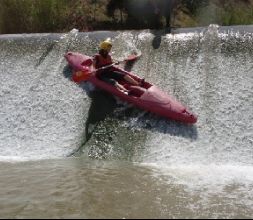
[
  {"left": 62, "top": 64, "right": 72, "bottom": 80},
  {"left": 63, "top": 65, "right": 117, "bottom": 156},
  {"left": 151, "top": 28, "right": 171, "bottom": 49},
  {"left": 35, "top": 41, "right": 58, "bottom": 68},
  {"left": 62, "top": 65, "right": 198, "bottom": 156},
  {"left": 113, "top": 106, "right": 198, "bottom": 141}
]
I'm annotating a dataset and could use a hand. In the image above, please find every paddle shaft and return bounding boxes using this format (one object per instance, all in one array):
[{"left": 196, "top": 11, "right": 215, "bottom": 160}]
[{"left": 91, "top": 54, "right": 140, "bottom": 73}]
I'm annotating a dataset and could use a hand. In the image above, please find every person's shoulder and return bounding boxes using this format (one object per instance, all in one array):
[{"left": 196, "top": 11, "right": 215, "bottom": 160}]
[{"left": 92, "top": 53, "right": 100, "bottom": 61}]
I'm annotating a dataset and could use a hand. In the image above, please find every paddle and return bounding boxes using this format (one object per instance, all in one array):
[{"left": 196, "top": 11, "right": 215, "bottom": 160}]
[
  {"left": 73, "top": 52, "right": 141, "bottom": 83},
  {"left": 94, "top": 52, "right": 142, "bottom": 72},
  {"left": 124, "top": 52, "right": 142, "bottom": 62}
]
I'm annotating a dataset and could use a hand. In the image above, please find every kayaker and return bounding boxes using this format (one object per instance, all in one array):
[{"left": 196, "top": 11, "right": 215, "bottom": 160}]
[{"left": 93, "top": 39, "right": 141, "bottom": 95}]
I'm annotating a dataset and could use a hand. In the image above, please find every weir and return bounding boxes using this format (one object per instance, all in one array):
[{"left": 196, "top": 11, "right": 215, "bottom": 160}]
[{"left": 0, "top": 25, "right": 252, "bottom": 167}]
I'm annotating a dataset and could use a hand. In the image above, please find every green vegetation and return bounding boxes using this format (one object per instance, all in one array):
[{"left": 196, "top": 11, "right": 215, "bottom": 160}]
[{"left": 0, "top": 0, "right": 252, "bottom": 34}]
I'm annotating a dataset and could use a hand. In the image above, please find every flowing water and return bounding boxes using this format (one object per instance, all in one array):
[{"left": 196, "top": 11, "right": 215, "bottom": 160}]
[{"left": 0, "top": 25, "right": 252, "bottom": 218}]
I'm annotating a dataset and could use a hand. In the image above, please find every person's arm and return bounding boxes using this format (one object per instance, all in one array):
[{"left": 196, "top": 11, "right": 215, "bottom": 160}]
[
  {"left": 92, "top": 55, "right": 98, "bottom": 68},
  {"left": 112, "top": 65, "right": 129, "bottom": 74},
  {"left": 91, "top": 55, "right": 100, "bottom": 75},
  {"left": 108, "top": 54, "right": 114, "bottom": 65}
]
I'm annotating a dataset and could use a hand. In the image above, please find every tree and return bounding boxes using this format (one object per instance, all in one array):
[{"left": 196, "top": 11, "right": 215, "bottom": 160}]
[{"left": 181, "top": 0, "right": 210, "bottom": 15}]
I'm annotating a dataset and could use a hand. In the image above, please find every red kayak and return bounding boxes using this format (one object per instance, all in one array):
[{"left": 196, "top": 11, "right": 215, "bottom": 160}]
[{"left": 64, "top": 52, "right": 197, "bottom": 124}]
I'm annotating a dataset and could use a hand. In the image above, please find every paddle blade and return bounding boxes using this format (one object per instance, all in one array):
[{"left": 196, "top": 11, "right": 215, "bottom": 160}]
[
  {"left": 124, "top": 51, "right": 142, "bottom": 62},
  {"left": 72, "top": 70, "right": 91, "bottom": 83}
]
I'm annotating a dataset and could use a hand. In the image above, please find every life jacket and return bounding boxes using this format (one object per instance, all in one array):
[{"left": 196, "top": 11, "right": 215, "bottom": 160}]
[{"left": 93, "top": 53, "right": 112, "bottom": 69}]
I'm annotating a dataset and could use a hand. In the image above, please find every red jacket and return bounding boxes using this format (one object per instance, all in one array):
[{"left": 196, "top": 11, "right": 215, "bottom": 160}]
[{"left": 93, "top": 53, "right": 113, "bottom": 69}]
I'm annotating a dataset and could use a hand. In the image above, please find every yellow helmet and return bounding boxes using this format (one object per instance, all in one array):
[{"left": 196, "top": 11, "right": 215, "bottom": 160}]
[{"left": 99, "top": 39, "right": 112, "bottom": 51}]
